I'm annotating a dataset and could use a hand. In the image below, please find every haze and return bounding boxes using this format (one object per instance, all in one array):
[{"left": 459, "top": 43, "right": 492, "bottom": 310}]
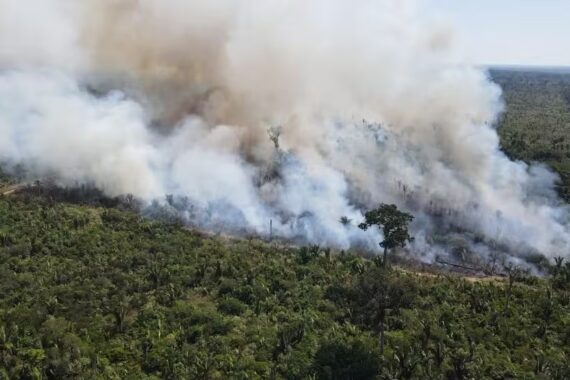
[{"left": 426, "top": 0, "right": 570, "bottom": 67}]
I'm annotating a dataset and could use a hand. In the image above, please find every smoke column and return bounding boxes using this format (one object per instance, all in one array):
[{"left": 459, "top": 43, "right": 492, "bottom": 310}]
[{"left": 1, "top": 0, "right": 569, "bottom": 263}]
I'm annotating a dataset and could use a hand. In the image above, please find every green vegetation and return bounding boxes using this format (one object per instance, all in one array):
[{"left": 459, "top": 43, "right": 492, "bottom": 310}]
[
  {"left": 492, "top": 69, "right": 570, "bottom": 200},
  {"left": 358, "top": 204, "right": 414, "bottom": 267},
  {"left": 1, "top": 192, "right": 570, "bottom": 379}
]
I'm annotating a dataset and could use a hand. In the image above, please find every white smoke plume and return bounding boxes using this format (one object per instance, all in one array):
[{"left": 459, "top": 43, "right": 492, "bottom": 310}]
[{"left": 0, "top": 0, "right": 568, "bottom": 264}]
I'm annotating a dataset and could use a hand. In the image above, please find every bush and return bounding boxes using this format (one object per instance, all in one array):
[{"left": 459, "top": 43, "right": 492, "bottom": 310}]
[
  {"left": 218, "top": 297, "right": 247, "bottom": 316},
  {"left": 312, "top": 337, "right": 381, "bottom": 380}
]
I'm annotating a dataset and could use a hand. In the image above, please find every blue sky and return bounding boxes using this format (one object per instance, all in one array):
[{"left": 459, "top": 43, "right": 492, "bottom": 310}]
[{"left": 425, "top": 0, "right": 570, "bottom": 66}]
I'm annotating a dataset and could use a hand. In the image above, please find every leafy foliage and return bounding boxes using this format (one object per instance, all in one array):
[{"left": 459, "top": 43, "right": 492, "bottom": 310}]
[
  {"left": 0, "top": 193, "right": 569, "bottom": 379},
  {"left": 359, "top": 204, "right": 414, "bottom": 265},
  {"left": 492, "top": 69, "right": 570, "bottom": 200}
]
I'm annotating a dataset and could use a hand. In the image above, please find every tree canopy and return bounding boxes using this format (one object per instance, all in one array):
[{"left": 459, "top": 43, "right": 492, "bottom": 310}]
[
  {"left": 359, "top": 204, "right": 414, "bottom": 265},
  {"left": 0, "top": 190, "right": 569, "bottom": 379}
]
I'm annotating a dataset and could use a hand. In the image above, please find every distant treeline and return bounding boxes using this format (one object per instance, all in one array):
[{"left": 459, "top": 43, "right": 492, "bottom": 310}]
[{"left": 491, "top": 69, "right": 570, "bottom": 200}]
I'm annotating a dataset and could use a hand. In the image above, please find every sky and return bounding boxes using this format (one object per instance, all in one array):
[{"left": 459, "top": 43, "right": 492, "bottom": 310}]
[{"left": 425, "top": 0, "right": 570, "bottom": 67}]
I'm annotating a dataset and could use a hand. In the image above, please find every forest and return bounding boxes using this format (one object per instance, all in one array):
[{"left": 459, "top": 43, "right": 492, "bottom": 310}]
[
  {"left": 1, "top": 174, "right": 570, "bottom": 379},
  {"left": 1, "top": 69, "right": 570, "bottom": 379},
  {"left": 491, "top": 69, "right": 570, "bottom": 200}
]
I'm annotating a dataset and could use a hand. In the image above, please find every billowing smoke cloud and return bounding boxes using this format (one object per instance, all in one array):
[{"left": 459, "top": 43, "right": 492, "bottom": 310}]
[{"left": 1, "top": 0, "right": 569, "bottom": 264}]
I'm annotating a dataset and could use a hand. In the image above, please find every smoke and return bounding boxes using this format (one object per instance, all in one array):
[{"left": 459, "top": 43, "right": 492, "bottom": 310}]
[{"left": 1, "top": 0, "right": 569, "bottom": 263}]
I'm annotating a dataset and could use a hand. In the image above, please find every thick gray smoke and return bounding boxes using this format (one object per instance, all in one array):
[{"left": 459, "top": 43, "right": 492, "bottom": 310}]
[{"left": 1, "top": 0, "right": 569, "bottom": 264}]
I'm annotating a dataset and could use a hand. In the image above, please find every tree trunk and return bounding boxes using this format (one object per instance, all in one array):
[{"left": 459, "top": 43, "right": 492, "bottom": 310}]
[
  {"left": 379, "top": 314, "right": 385, "bottom": 355},
  {"left": 383, "top": 247, "right": 388, "bottom": 267},
  {"left": 505, "top": 280, "right": 513, "bottom": 315}
]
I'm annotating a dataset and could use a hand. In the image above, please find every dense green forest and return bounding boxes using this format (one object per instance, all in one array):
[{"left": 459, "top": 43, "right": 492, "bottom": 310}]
[
  {"left": 492, "top": 69, "right": 570, "bottom": 200},
  {"left": 1, "top": 179, "right": 570, "bottom": 379},
  {"left": 2, "top": 69, "right": 570, "bottom": 379}
]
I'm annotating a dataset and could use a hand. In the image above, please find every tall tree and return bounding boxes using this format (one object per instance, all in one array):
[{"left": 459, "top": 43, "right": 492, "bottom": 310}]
[{"left": 359, "top": 204, "right": 414, "bottom": 266}]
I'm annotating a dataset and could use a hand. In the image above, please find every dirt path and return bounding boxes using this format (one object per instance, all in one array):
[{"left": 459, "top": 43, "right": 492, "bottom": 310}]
[
  {"left": 0, "top": 183, "right": 25, "bottom": 196},
  {"left": 397, "top": 266, "right": 506, "bottom": 284}
]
